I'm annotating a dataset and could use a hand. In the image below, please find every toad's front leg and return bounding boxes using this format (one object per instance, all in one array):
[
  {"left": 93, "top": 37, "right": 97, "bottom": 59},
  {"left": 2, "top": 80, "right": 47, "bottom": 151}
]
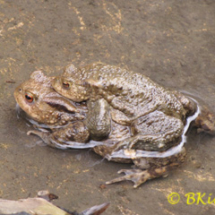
[
  {"left": 27, "top": 121, "right": 90, "bottom": 149},
  {"left": 86, "top": 98, "right": 111, "bottom": 140}
]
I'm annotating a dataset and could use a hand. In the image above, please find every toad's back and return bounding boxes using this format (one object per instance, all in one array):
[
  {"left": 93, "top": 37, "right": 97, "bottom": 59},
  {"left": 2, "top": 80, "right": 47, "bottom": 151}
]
[{"left": 65, "top": 63, "right": 186, "bottom": 119}]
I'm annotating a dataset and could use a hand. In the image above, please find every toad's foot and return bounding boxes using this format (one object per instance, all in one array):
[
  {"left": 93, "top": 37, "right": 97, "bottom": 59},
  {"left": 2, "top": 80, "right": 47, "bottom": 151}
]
[
  {"left": 27, "top": 130, "right": 72, "bottom": 149},
  {"left": 106, "top": 167, "right": 168, "bottom": 188},
  {"left": 27, "top": 130, "right": 100, "bottom": 149},
  {"left": 27, "top": 130, "right": 54, "bottom": 147}
]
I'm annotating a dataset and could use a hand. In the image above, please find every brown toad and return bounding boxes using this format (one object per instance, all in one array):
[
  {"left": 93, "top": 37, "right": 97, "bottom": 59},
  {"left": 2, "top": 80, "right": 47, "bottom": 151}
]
[
  {"left": 52, "top": 62, "right": 202, "bottom": 152},
  {"left": 14, "top": 72, "right": 188, "bottom": 187},
  {"left": 14, "top": 70, "right": 130, "bottom": 149},
  {"left": 14, "top": 70, "right": 90, "bottom": 147},
  {"left": 14, "top": 66, "right": 215, "bottom": 187}
]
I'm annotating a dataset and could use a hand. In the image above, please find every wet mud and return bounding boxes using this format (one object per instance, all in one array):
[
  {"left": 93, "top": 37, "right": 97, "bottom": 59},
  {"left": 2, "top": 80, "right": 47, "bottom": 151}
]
[{"left": 1, "top": 0, "right": 215, "bottom": 214}]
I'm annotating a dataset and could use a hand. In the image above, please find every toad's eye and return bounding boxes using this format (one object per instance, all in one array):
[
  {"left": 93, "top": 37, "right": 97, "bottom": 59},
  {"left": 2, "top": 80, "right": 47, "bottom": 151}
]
[
  {"left": 25, "top": 93, "right": 34, "bottom": 103},
  {"left": 63, "top": 82, "right": 70, "bottom": 89}
]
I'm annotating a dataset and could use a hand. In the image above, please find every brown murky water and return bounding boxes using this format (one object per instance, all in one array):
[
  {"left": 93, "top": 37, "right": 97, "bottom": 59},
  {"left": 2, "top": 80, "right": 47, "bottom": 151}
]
[{"left": 1, "top": 0, "right": 215, "bottom": 214}]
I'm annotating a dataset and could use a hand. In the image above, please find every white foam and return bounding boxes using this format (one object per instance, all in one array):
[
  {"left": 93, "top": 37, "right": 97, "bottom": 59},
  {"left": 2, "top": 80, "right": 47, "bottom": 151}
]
[{"left": 50, "top": 139, "right": 103, "bottom": 149}]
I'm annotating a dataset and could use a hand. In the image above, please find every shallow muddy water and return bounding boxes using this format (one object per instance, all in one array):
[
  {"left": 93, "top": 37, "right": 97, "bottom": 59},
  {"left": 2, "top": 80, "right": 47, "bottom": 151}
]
[{"left": 1, "top": 0, "right": 215, "bottom": 214}]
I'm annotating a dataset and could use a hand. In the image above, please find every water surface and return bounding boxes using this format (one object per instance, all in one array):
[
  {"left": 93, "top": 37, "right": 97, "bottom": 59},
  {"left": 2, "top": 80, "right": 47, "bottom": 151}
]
[{"left": 0, "top": 1, "right": 215, "bottom": 214}]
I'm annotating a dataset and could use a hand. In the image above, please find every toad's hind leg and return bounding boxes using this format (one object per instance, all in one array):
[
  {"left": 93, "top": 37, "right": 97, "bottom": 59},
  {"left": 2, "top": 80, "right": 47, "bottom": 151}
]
[
  {"left": 113, "top": 131, "right": 182, "bottom": 153},
  {"left": 113, "top": 113, "right": 184, "bottom": 152},
  {"left": 106, "top": 147, "right": 186, "bottom": 188},
  {"left": 106, "top": 167, "right": 167, "bottom": 188},
  {"left": 194, "top": 105, "right": 215, "bottom": 135}
]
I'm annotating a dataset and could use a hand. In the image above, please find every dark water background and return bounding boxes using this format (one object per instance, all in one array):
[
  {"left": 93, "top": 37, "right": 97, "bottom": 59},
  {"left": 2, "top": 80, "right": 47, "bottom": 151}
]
[{"left": 0, "top": 0, "right": 215, "bottom": 214}]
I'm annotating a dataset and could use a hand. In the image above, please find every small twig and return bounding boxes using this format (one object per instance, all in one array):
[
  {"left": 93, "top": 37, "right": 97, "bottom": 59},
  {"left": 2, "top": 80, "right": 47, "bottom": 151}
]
[{"left": 6, "top": 80, "right": 16, "bottom": 83}]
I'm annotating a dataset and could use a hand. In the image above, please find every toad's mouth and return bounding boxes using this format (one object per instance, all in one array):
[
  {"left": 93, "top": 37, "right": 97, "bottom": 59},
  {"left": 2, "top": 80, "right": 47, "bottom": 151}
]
[{"left": 15, "top": 103, "right": 62, "bottom": 130}]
